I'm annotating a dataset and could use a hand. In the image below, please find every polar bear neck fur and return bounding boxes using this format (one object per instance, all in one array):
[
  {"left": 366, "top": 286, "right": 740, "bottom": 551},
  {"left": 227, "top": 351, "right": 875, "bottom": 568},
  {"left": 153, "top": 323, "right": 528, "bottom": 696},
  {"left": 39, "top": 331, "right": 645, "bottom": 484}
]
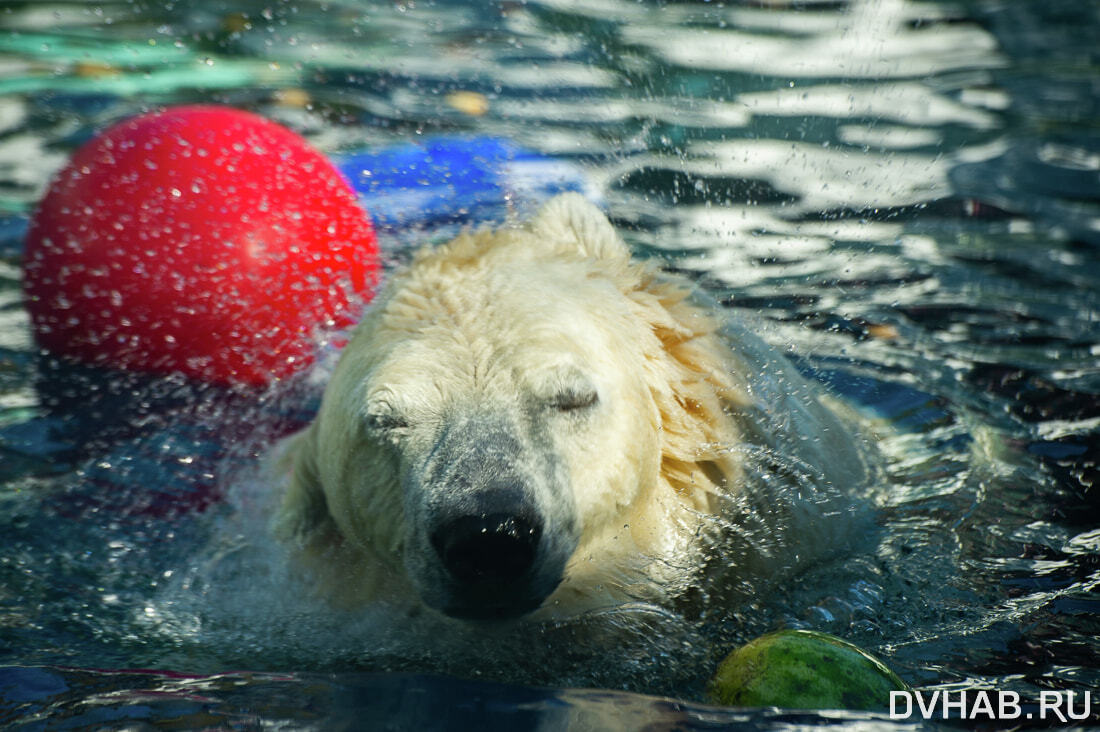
[{"left": 275, "top": 193, "right": 752, "bottom": 617}]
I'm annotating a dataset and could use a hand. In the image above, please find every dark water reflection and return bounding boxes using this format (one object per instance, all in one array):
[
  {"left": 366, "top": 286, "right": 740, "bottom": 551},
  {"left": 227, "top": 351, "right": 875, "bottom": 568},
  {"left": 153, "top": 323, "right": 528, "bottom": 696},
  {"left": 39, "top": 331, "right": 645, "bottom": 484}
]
[{"left": 0, "top": 0, "right": 1097, "bottom": 728}]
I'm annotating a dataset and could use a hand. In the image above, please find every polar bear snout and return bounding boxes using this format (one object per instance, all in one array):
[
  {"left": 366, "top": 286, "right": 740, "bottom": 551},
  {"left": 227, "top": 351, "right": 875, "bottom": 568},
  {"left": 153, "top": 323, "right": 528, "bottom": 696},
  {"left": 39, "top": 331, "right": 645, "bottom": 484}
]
[
  {"left": 430, "top": 510, "right": 543, "bottom": 586},
  {"left": 404, "top": 416, "right": 578, "bottom": 620},
  {"left": 420, "top": 487, "right": 569, "bottom": 620}
]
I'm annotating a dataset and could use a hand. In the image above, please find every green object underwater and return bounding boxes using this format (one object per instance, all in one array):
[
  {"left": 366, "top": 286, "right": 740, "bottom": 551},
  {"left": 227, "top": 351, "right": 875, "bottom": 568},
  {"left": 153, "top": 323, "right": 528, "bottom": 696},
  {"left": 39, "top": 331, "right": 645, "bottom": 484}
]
[{"left": 708, "top": 629, "right": 909, "bottom": 711}]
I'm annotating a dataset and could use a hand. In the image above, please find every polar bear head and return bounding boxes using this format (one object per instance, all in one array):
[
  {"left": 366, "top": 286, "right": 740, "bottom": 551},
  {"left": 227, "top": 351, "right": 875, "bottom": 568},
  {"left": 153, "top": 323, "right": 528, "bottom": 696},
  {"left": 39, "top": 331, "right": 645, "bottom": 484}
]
[{"left": 276, "top": 193, "right": 746, "bottom": 620}]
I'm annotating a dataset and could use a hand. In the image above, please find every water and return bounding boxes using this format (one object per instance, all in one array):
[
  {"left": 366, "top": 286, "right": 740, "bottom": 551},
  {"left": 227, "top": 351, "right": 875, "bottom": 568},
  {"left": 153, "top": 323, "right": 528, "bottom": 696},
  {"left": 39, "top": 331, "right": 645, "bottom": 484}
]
[{"left": 0, "top": 0, "right": 1098, "bottom": 728}]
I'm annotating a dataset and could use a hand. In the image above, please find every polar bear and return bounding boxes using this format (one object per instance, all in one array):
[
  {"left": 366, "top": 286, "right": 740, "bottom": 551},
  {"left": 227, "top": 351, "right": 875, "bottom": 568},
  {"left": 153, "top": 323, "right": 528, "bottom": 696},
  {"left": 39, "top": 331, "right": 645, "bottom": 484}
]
[{"left": 274, "top": 193, "right": 870, "bottom": 622}]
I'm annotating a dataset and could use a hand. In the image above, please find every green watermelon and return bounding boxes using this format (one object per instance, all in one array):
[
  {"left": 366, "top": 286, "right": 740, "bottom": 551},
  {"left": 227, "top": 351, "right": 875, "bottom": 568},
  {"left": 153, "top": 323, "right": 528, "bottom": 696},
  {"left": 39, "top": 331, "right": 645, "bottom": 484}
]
[{"left": 708, "top": 629, "right": 909, "bottom": 711}]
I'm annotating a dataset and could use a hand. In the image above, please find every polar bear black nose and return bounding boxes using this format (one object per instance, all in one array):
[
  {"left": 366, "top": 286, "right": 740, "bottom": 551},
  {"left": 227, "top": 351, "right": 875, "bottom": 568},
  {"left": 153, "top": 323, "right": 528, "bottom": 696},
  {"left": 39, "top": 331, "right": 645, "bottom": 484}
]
[{"left": 431, "top": 513, "right": 543, "bottom": 585}]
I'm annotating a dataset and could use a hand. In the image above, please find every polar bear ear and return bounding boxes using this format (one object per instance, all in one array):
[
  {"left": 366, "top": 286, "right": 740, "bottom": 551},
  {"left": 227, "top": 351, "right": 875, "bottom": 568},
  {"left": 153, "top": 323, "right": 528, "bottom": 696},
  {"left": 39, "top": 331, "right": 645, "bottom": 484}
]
[{"left": 530, "top": 192, "right": 630, "bottom": 261}]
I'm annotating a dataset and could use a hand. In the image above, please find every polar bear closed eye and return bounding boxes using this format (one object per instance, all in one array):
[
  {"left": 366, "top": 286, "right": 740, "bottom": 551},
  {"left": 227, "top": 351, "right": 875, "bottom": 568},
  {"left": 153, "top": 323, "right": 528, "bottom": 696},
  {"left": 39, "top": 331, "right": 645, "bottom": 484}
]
[{"left": 274, "top": 193, "right": 869, "bottom": 621}]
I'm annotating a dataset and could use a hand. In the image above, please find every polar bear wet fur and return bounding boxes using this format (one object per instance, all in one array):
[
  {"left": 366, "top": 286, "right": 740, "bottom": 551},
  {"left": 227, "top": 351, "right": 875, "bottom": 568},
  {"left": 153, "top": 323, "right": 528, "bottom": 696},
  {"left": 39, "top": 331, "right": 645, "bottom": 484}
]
[{"left": 275, "top": 193, "right": 868, "bottom": 621}]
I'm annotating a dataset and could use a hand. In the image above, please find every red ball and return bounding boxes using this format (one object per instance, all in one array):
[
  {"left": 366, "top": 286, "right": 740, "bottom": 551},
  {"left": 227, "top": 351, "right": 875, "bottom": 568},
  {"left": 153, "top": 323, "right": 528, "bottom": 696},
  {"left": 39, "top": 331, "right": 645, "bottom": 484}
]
[{"left": 24, "top": 106, "right": 379, "bottom": 387}]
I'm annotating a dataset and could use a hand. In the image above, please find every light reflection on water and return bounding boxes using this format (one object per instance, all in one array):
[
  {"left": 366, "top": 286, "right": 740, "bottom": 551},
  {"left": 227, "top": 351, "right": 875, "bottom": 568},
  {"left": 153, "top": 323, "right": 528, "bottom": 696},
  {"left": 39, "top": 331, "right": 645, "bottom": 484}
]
[
  {"left": 619, "top": 0, "right": 1004, "bottom": 78},
  {"left": 0, "top": 0, "right": 1097, "bottom": 727}
]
